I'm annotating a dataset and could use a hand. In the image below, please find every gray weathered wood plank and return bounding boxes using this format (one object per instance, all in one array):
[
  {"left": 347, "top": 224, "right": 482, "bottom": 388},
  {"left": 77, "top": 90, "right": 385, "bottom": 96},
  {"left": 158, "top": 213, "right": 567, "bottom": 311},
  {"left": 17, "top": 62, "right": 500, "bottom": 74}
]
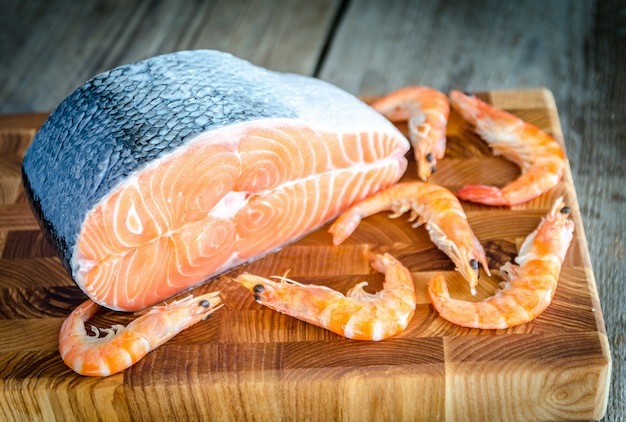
[{"left": 0, "top": 0, "right": 339, "bottom": 113}]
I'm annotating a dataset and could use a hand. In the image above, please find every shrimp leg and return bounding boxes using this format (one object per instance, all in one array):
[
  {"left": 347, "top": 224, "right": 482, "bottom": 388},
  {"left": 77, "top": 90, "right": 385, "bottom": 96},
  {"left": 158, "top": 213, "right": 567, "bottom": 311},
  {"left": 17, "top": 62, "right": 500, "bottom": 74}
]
[
  {"left": 59, "top": 291, "right": 222, "bottom": 376},
  {"left": 329, "top": 181, "right": 489, "bottom": 295},
  {"left": 428, "top": 197, "right": 574, "bottom": 329},
  {"left": 235, "top": 252, "right": 416, "bottom": 341},
  {"left": 449, "top": 90, "right": 566, "bottom": 206},
  {"left": 370, "top": 86, "right": 450, "bottom": 181}
]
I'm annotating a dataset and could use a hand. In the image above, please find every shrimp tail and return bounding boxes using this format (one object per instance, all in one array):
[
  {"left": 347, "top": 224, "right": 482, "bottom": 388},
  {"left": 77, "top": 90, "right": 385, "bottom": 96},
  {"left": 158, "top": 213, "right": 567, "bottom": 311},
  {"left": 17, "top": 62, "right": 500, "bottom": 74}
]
[
  {"left": 428, "top": 273, "right": 487, "bottom": 328},
  {"left": 428, "top": 273, "right": 450, "bottom": 300},
  {"left": 456, "top": 184, "right": 505, "bottom": 206},
  {"left": 328, "top": 207, "right": 362, "bottom": 245}
]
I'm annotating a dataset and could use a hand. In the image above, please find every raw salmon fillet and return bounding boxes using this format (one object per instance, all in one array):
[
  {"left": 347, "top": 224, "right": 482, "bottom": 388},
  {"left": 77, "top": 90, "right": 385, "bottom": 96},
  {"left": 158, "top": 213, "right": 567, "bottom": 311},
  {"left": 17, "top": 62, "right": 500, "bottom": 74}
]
[{"left": 22, "top": 50, "right": 409, "bottom": 311}]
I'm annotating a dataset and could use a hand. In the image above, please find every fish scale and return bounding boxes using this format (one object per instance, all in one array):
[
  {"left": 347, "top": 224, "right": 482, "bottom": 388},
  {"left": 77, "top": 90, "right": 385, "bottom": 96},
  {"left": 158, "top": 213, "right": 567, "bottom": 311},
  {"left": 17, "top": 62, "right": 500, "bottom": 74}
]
[{"left": 22, "top": 50, "right": 409, "bottom": 311}]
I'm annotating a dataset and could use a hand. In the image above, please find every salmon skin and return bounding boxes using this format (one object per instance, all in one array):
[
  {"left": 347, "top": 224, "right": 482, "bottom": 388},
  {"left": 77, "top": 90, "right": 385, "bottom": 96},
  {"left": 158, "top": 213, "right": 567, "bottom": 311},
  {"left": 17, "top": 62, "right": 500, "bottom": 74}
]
[{"left": 22, "top": 50, "right": 409, "bottom": 311}]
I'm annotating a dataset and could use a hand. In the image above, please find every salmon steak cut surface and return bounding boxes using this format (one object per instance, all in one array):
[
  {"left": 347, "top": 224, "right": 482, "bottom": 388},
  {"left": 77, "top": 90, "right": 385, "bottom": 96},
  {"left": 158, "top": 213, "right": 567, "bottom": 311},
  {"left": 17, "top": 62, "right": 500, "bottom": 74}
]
[{"left": 22, "top": 50, "right": 409, "bottom": 311}]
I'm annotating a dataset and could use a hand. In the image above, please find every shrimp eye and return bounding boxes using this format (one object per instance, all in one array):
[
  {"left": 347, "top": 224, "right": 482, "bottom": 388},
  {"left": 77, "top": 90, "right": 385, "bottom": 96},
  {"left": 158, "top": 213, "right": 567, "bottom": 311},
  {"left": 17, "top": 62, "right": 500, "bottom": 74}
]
[
  {"left": 431, "top": 165, "right": 437, "bottom": 173},
  {"left": 469, "top": 259, "right": 479, "bottom": 269},
  {"left": 199, "top": 299, "right": 211, "bottom": 308},
  {"left": 559, "top": 206, "right": 571, "bottom": 214},
  {"left": 426, "top": 153, "right": 434, "bottom": 162},
  {"left": 253, "top": 284, "right": 265, "bottom": 301}
]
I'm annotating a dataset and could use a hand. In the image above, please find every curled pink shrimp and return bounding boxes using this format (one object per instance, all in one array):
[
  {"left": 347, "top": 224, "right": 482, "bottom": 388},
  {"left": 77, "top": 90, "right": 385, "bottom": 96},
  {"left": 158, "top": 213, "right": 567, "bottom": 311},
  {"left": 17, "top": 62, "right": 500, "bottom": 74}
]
[
  {"left": 235, "top": 252, "right": 416, "bottom": 341},
  {"left": 449, "top": 90, "right": 566, "bottom": 206},
  {"left": 329, "top": 181, "right": 489, "bottom": 295},
  {"left": 59, "top": 292, "right": 222, "bottom": 376},
  {"left": 370, "top": 86, "right": 450, "bottom": 180},
  {"left": 428, "top": 197, "right": 574, "bottom": 329}
]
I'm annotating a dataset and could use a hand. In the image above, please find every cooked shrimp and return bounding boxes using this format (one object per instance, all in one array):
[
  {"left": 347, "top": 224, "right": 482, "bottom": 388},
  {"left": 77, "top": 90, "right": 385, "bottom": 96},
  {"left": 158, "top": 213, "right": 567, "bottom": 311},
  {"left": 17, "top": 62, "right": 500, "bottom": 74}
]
[
  {"left": 449, "top": 90, "right": 566, "bottom": 206},
  {"left": 235, "top": 252, "right": 416, "bottom": 341},
  {"left": 59, "top": 291, "right": 222, "bottom": 376},
  {"left": 329, "top": 181, "right": 489, "bottom": 295},
  {"left": 428, "top": 197, "right": 574, "bottom": 329},
  {"left": 370, "top": 86, "right": 450, "bottom": 180}
]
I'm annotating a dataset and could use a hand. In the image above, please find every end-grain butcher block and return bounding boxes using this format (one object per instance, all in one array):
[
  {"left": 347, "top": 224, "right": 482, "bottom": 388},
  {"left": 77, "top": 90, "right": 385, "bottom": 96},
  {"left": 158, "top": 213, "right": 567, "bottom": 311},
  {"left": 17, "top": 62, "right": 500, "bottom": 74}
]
[{"left": 22, "top": 50, "right": 409, "bottom": 312}]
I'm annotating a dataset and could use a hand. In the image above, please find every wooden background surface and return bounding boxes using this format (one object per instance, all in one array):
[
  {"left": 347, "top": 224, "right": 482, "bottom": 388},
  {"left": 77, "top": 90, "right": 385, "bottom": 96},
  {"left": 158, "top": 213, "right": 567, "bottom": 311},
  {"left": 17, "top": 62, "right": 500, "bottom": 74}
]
[{"left": 1, "top": 0, "right": 624, "bottom": 420}]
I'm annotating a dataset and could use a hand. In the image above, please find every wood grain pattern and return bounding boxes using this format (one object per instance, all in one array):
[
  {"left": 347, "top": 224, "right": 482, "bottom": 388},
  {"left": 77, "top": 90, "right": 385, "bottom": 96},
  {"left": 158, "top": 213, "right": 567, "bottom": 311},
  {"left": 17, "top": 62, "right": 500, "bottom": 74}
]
[{"left": 0, "top": 89, "right": 611, "bottom": 421}]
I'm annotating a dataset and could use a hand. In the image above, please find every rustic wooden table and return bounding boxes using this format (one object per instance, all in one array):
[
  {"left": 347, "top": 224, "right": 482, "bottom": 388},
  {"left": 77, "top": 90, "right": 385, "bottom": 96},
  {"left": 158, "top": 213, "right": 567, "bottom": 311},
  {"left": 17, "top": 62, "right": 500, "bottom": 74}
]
[{"left": 1, "top": 0, "right": 623, "bottom": 420}]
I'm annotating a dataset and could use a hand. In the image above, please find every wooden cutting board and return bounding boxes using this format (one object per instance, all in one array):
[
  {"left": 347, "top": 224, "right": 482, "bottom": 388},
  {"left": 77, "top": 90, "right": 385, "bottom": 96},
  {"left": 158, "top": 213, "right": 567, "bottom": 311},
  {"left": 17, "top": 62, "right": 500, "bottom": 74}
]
[{"left": 0, "top": 88, "right": 611, "bottom": 421}]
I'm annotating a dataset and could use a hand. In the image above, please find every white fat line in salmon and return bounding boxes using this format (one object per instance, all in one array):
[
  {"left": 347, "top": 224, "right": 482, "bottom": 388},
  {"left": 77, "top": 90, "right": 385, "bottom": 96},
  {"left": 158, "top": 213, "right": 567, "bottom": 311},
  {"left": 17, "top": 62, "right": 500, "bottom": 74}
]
[{"left": 73, "top": 155, "right": 406, "bottom": 305}]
